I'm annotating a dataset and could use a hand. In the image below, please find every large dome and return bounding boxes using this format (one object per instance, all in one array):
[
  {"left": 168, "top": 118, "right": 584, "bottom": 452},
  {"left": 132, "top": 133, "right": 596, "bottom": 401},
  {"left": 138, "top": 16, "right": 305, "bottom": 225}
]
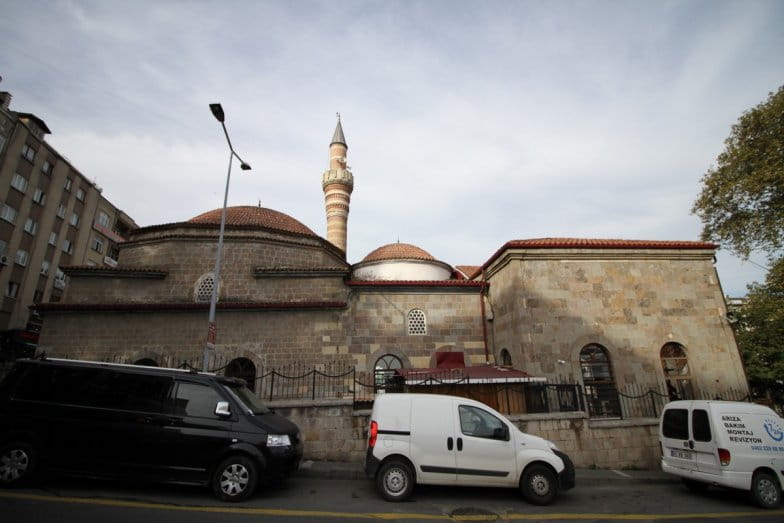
[
  {"left": 361, "top": 243, "right": 436, "bottom": 263},
  {"left": 353, "top": 242, "right": 452, "bottom": 281},
  {"left": 188, "top": 206, "right": 317, "bottom": 237}
]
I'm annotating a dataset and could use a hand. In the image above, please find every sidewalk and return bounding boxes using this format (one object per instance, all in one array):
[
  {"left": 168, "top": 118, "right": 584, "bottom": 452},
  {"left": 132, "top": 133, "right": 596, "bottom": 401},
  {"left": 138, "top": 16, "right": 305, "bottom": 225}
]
[{"left": 298, "top": 460, "right": 676, "bottom": 484}]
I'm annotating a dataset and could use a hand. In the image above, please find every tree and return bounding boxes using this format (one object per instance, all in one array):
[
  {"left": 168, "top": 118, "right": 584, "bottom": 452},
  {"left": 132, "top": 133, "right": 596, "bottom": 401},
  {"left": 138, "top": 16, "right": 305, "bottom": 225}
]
[
  {"left": 735, "top": 258, "right": 784, "bottom": 405},
  {"left": 692, "top": 85, "right": 784, "bottom": 258}
]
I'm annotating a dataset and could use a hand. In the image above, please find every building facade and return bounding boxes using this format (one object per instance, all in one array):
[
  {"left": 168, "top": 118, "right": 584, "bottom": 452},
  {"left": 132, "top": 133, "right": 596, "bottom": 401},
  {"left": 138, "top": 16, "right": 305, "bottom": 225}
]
[
  {"left": 0, "top": 92, "right": 136, "bottom": 332},
  {"left": 35, "top": 119, "right": 748, "bottom": 404}
]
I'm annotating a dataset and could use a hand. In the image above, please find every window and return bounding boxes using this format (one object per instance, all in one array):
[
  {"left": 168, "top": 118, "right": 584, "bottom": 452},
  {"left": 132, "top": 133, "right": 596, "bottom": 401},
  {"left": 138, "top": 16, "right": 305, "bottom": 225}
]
[
  {"left": 661, "top": 343, "right": 694, "bottom": 401},
  {"left": 225, "top": 358, "right": 257, "bottom": 392},
  {"left": 64, "top": 177, "right": 73, "bottom": 191},
  {"left": 15, "top": 249, "right": 28, "bottom": 267},
  {"left": 374, "top": 354, "right": 402, "bottom": 390},
  {"left": 48, "top": 232, "right": 58, "bottom": 246},
  {"left": 6, "top": 281, "right": 19, "bottom": 298},
  {"left": 62, "top": 239, "right": 73, "bottom": 255},
  {"left": 23, "top": 218, "right": 38, "bottom": 236},
  {"left": 69, "top": 212, "right": 79, "bottom": 227},
  {"left": 174, "top": 381, "right": 223, "bottom": 418},
  {"left": 54, "top": 269, "right": 66, "bottom": 289},
  {"left": 41, "top": 260, "right": 49, "bottom": 275},
  {"left": 42, "top": 160, "right": 52, "bottom": 175},
  {"left": 76, "top": 188, "right": 85, "bottom": 201},
  {"left": 580, "top": 344, "right": 620, "bottom": 418},
  {"left": 1, "top": 203, "right": 18, "bottom": 224},
  {"left": 195, "top": 274, "right": 216, "bottom": 303},
  {"left": 33, "top": 289, "right": 44, "bottom": 303},
  {"left": 662, "top": 408, "right": 689, "bottom": 440},
  {"left": 458, "top": 405, "right": 508, "bottom": 440},
  {"left": 97, "top": 211, "right": 111, "bottom": 228},
  {"left": 692, "top": 409, "right": 712, "bottom": 442},
  {"left": 32, "top": 188, "right": 46, "bottom": 205},
  {"left": 21, "top": 143, "right": 35, "bottom": 162},
  {"left": 499, "top": 349, "right": 512, "bottom": 366},
  {"left": 407, "top": 309, "right": 427, "bottom": 335},
  {"left": 91, "top": 236, "right": 104, "bottom": 254},
  {"left": 11, "top": 173, "right": 28, "bottom": 193}
]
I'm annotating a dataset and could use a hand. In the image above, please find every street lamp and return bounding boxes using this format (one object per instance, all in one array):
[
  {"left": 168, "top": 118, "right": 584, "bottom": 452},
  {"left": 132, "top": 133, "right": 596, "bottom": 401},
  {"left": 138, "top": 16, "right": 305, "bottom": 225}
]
[{"left": 203, "top": 103, "right": 251, "bottom": 371}]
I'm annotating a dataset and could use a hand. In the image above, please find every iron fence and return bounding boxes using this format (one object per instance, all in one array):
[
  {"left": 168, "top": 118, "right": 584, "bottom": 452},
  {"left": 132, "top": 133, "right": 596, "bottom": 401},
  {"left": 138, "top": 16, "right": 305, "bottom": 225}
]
[{"left": 0, "top": 353, "right": 757, "bottom": 418}]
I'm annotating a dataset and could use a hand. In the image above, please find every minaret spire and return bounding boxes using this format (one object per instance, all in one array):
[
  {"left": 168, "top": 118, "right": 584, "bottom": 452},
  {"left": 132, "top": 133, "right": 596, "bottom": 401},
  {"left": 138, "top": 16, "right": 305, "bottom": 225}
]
[{"left": 322, "top": 114, "right": 354, "bottom": 253}]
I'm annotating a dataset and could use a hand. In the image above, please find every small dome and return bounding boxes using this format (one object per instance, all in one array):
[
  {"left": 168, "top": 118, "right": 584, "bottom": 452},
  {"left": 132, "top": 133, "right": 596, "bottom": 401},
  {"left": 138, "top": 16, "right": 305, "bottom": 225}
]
[
  {"left": 189, "top": 206, "right": 316, "bottom": 237},
  {"left": 362, "top": 243, "right": 436, "bottom": 263}
]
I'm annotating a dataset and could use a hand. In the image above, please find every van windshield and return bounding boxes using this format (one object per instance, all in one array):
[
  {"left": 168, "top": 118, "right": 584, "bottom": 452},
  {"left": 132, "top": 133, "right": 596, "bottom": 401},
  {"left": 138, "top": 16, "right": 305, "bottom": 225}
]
[{"left": 223, "top": 384, "right": 270, "bottom": 415}]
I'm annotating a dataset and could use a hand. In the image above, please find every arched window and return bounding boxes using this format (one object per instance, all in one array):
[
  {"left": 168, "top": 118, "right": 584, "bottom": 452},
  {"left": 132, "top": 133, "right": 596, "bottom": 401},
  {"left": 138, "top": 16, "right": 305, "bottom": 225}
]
[
  {"left": 195, "top": 273, "right": 217, "bottom": 303},
  {"left": 134, "top": 358, "right": 158, "bottom": 367},
  {"left": 374, "top": 354, "right": 402, "bottom": 391},
  {"left": 580, "top": 344, "right": 620, "bottom": 418},
  {"left": 499, "top": 349, "right": 512, "bottom": 366},
  {"left": 407, "top": 309, "right": 426, "bottom": 335},
  {"left": 226, "top": 357, "right": 257, "bottom": 392},
  {"left": 661, "top": 342, "right": 694, "bottom": 401}
]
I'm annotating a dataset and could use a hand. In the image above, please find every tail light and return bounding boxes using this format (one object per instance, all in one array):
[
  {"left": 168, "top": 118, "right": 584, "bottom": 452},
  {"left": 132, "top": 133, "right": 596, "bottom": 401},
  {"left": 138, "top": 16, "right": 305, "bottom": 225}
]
[
  {"left": 368, "top": 420, "right": 378, "bottom": 448},
  {"left": 718, "top": 448, "right": 731, "bottom": 466}
]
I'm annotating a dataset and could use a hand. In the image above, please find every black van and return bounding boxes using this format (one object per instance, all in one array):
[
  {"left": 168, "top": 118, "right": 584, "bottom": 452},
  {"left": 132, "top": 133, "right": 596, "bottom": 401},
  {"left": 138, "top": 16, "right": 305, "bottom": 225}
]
[{"left": 0, "top": 358, "right": 303, "bottom": 501}]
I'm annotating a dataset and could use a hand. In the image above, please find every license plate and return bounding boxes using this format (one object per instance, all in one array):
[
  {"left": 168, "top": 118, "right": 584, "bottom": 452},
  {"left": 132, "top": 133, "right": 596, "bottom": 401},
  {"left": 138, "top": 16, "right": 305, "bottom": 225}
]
[{"left": 671, "top": 449, "right": 692, "bottom": 460}]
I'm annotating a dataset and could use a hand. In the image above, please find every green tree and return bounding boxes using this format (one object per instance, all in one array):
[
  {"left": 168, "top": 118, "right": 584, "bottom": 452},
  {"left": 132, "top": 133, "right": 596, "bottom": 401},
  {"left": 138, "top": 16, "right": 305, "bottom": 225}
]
[
  {"left": 735, "top": 257, "right": 784, "bottom": 387},
  {"left": 692, "top": 85, "right": 784, "bottom": 258}
]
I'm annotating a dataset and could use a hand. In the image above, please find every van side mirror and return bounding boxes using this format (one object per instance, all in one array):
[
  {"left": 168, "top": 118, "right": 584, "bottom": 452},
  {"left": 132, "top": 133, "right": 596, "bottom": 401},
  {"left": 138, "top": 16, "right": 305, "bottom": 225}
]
[
  {"left": 493, "top": 426, "right": 509, "bottom": 441},
  {"left": 215, "top": 401, "right": 231, "bottom": 417}
]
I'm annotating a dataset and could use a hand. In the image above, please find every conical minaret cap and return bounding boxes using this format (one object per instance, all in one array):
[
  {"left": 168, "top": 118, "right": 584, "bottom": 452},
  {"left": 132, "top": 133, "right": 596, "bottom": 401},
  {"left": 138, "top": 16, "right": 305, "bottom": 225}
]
[{"left": 331, "top": 119, "right": 347, "bottom": 148}]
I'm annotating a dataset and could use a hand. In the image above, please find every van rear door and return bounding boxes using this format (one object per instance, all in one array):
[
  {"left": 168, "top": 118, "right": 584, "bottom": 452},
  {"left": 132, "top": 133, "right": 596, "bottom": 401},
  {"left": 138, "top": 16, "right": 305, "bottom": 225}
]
[
  {"left": 661, "top": 403, "right": 698, "bottom": 472},
  {"left": 410, "top": 396, "right": 458, "bottom": 484}
]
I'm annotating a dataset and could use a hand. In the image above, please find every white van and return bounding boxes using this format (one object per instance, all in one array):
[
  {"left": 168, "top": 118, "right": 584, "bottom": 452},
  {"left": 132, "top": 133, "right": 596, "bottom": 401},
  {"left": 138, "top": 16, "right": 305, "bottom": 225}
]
[
  {"left": 660, "top": 400, "right": 784, "bottom": 508},
  {"left": 364, "top": 393, "right": 575, "bottom": 504}
]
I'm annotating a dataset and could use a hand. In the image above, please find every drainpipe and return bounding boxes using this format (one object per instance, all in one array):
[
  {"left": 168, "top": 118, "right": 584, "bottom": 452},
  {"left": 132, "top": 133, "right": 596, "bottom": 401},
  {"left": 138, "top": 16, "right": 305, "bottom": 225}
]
[{"left": 479, "top": 276, "right": 490, "bottom": 364}]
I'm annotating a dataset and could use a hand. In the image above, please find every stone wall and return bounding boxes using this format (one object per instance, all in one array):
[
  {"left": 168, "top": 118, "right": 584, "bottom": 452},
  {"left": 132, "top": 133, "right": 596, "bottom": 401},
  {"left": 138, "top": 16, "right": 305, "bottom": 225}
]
[
  {"left": 487, "top": 248, "right": 747, "bottom": 398},
  {"left": 273, "top": 399, "right": 661, "bottom": 470}
]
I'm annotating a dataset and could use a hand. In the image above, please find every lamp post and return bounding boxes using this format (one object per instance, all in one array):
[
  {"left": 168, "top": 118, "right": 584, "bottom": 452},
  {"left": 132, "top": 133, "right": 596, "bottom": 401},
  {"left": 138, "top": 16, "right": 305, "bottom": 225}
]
[{"left": 203, "top": 103, "right": 251, "bottom": 371}]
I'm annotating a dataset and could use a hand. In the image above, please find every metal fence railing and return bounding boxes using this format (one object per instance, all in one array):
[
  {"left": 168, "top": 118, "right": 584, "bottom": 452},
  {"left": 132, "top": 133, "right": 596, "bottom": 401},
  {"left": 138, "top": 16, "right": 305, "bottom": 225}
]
[{"left": 0, "top": 353, "right": 757, "bottom": 418}]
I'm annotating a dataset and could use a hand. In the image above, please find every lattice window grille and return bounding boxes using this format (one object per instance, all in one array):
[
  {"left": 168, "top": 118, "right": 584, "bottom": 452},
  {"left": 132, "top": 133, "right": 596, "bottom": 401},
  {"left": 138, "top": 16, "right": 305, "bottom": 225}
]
[
  {"left": 407, "top": 309, "right": 427, "bottom": 335},
  {"left": 196, "top": 274, "right": 217, "bottom": 303}
]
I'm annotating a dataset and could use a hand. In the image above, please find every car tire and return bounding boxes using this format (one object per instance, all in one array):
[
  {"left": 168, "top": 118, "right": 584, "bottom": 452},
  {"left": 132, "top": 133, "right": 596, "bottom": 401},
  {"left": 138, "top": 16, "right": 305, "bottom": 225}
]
[
  {"left": 211, "top": 455, "right": 258, "bottom": 502},
  {"left": 682, "top": 478, "right": 709, "bottom": 493},
  {"left": 520, "top": 464, "right": 558, "bottom": 505},
  {"left": 0, "top": 441, "right": 37, "bottom": 488},
  {"left": 376, "top": 459, "right": 414, "bottom": 502},
  {"left": 751, "top": 471, "right": 781, "bottom": 509}
]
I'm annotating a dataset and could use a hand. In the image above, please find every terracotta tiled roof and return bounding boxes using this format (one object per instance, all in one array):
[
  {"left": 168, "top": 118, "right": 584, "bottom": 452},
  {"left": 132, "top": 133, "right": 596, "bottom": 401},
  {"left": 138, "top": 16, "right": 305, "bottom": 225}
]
[
  {"left": 34, "top": 301, "right": 347, "bottom": 312},
  {"left": 455, "top": 265, "right": 481, "bottom": 279},
  {"left": 188, "top": 206, "right": 317, "bottom": 237},
  {"left": 345, "top": 280, "right": 485, "bottom": 288},
  {"left": 481, "top": 237, "right": 717, "bottom": 273},
  {"left": 396, "top": 365, "right": 544, "bottom": 384},
  {"left": 361, "top": 243, "right": 436, "bottom": 263}
]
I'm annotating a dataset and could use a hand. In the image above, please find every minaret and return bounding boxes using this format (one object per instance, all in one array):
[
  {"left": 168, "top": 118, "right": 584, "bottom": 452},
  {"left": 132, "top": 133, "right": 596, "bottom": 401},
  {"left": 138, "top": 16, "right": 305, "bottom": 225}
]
[{"left": 322, "top": 115, "right": 354, "bottom": 253}]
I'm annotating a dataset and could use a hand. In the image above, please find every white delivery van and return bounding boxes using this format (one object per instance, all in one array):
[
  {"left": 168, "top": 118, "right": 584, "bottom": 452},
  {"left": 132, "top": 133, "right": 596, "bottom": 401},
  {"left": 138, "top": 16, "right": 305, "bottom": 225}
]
[
  {"left": 660, "top": 400, "right": 784, "bottom": 508},
  {"left": 364, "top": 393, "right": 575, "bottom": 504}
]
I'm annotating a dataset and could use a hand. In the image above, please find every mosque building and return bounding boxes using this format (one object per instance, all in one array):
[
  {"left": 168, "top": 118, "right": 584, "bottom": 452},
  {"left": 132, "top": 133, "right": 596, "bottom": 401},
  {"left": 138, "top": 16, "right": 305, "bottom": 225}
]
[{"left": 35, "top": 119, "right": 748, "bottom": 404}]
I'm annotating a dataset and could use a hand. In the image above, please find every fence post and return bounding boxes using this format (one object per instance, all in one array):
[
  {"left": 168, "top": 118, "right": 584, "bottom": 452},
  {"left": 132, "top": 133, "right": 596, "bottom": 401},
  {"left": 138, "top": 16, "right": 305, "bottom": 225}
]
[
  {"left": 649, "top": 389, "right": 658, "bottom": 418},
  {"left": 312, "top": 369, "right": 317, "bottom": 400},
  {"left": 352, "top": 368, "right": 356, "bottom": 404},
  {"left": 269, "top": 371, "right": 275, "bottom": 401}
]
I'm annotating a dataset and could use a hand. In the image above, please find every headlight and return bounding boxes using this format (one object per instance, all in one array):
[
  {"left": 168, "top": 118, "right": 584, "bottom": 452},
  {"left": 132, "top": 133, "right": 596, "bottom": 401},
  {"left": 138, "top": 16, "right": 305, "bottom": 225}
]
[{"left": 267, "top": 434, "right": 292, "bottom": 447}]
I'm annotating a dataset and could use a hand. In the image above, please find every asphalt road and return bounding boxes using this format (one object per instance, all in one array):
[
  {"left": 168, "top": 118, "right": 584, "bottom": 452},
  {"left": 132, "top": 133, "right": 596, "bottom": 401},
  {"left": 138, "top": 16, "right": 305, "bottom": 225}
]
[{"left": 2, "top": 473, "right": 783, "bottom": 522}]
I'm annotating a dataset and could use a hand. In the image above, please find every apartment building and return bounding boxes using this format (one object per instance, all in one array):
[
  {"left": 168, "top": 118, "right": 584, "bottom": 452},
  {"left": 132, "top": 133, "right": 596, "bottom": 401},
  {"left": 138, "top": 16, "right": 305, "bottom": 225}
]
[{"left": 0, "top": 91, "right": 136, "bottom": 331}]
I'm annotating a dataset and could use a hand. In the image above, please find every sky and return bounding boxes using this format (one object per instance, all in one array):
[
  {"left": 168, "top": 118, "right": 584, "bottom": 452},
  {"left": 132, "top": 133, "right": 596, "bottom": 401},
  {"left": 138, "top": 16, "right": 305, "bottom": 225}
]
[{"left": 2, "top": 0, "right": 782, "bottom": 296}]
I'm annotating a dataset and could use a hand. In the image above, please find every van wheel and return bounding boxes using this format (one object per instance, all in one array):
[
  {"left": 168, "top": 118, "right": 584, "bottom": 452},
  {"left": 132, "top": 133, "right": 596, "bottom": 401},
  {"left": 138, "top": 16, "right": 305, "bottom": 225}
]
[
  {"left": 521, "top": 464, "right": 558, "bottom": 505},
  {"left": 377, "top": 460, "right": 414, "bottom": 502},
  {"left": 0, "top": 442, "right": 37, "bottom": 487},
  {"left": 212, "top": 455, "right": 258, "bottom": 502},
  {"left": 751, "top": 472, "right": 781, "bottom": 509},
  {"left": 682, "top": 478, "right": 709, "bottom": 493}
]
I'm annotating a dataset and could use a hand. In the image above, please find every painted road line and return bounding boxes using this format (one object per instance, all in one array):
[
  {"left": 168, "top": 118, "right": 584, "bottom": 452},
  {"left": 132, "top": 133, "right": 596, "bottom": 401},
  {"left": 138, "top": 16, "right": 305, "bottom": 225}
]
[{"left": 2, "top": 492, "right": 784, "bottom": 520}]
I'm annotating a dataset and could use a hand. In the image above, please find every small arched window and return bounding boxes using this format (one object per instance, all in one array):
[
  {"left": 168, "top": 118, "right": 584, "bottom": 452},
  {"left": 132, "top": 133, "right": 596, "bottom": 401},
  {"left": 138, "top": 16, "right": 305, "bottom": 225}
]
[
  {"left": 226, "top": 357, "right": 257, "bottom": 392},
  {"left": 661, "top": 342, "right": 694, "bottom": 401},
  {"left": 195, "top": 273, "right": 217, "bottom": 303},
  {"left": 580, "top": 344, "right": 620, "bottom": 417},
  {"left": 374, "top": 354, "right": 403, "bottom": 390},
  {"left": 499, "top": 349, "right": 512, "bottom": 366},
  {"left": 134, "top": 358, "right": 158, "bottom": 367},
  {"left": 407, "top": 309, "right": 426, "bottom": 335}
]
